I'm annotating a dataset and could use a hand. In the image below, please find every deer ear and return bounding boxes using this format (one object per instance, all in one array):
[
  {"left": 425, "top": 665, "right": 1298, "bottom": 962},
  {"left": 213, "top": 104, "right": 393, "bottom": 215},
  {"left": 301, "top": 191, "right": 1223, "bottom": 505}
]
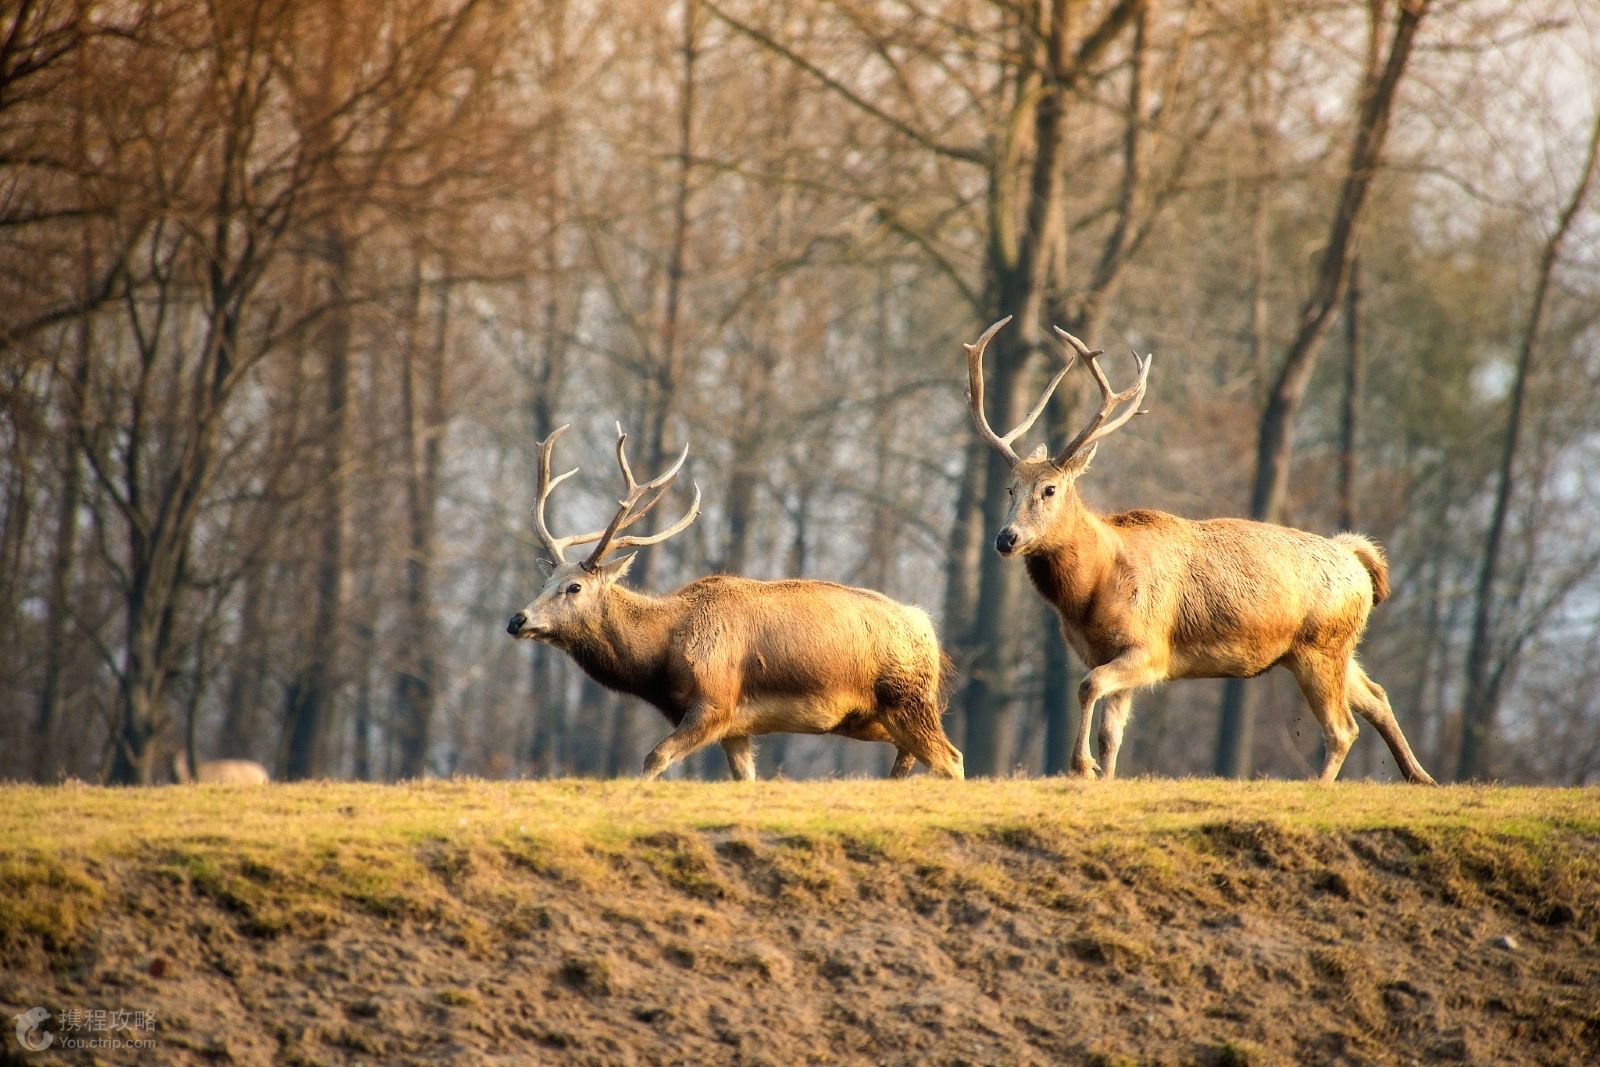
[
  {"left": 598, "top": 552, "right": 637, "bottom": 581},
  {"left": 1027, "top": 443, "right": 1049, "bottom": 461},
  {"left": 1058, "top": 443, "right": 1097, "bottom": 477},
  {"left": 536, "top": 557, "right": 557, "bottom": 577}
]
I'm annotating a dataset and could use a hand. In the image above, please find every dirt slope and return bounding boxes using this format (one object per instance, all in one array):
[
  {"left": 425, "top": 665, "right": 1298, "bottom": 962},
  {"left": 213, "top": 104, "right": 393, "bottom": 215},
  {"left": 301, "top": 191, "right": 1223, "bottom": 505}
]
[{"left": 1, "top": 779, "right": 1597, "bottom": 1066}]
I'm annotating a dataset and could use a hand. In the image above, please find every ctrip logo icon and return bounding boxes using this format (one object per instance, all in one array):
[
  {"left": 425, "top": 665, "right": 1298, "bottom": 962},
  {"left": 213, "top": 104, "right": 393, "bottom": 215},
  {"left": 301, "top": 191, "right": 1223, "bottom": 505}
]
[{"left": 12, "top": 1007, "right": 52, "bottom": 1052}]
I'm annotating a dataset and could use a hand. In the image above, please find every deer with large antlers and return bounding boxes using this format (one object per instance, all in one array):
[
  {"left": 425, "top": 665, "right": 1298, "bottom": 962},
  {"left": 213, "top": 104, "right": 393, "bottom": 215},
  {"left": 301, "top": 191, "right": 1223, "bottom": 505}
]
[
  {"left": 964, "top": 317, "right": 1434, "bottom": 784},
  {"left": 506, "top": 424, "right": 964, "bottom": 780}
]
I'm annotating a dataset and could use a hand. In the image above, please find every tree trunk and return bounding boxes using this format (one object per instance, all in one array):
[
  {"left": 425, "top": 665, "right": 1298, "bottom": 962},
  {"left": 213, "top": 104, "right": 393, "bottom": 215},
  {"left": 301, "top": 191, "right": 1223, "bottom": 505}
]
[
  {"left": 1217, "top": 0, "right": 1427, "bottom": 777},
  {"left": 940, "top": 442, "right": 984, "bottom": 728},
  {"left": 1338, "top": 256, "right": 1363, "bottom": 532},
  {"left": 219, "top": 561, "right": 266, "bottom": 758},
  {"left": 396, "top": 272, "right": 446, "bottom": 779},
  {"left": 1245, "top": 0, "right": 1424, "bottom": 525},
  {"left": 606, "top": 0, "right": 699, "bottom": 776},
  {"left": 283, "top": 230, "right": 351, "bottom": 780},
  {"left": 524, "top": 292, "right": 569, "bottom": 775},
  {"left": 959, "top": 0, "right": 1075, "bottom": 777},
  {"left": 1457, "top": 104, "right": 1600, "bottom": 781}
]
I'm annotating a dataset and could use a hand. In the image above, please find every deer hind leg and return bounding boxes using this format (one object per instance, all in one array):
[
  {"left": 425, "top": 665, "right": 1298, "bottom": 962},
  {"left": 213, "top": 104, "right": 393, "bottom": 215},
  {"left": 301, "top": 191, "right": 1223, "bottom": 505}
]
[
  {"left": 874, "top": 663, "right": 964, "bottom": 779},
  {"left": 1097, "top": 691, "right": 1135, "bottom": 781},
  {"left": 892, "top": 718, "right": 964, "bottom": 779},
  {"left": 1346, "top": 662, "right": 1437, "bottom": 785},
  {"left": 1075, "top": 651, "right": 1161, "bottom": 779},
  {"left": 642, "top": 702, "right": 727, "bottom": 780},
  {"left": 1286, "top": 653, "right": 1358, "bottom": 782},
  {"left": 721, "top": 736, "right": 757, "bottom": 782},
  {"left": 879, "top": 701, "right": 964, "bottom": 780}
]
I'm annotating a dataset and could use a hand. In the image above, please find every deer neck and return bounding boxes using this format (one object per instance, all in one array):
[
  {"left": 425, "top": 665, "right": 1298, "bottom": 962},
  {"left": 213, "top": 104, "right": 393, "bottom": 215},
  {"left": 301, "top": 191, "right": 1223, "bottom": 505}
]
[
  {"left": 1024, "top": 493, "right": 1116, "bottom": 617},
  {"left": 563, "top": 586, "right": 678, "bottom": 704}
]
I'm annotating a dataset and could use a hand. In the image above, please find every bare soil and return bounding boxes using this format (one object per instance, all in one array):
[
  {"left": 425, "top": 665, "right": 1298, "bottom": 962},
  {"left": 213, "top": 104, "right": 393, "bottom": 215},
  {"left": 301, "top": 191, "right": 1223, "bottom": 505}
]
[{"left": 1, "top": 781, "right": 1597, "bottom": 1066}]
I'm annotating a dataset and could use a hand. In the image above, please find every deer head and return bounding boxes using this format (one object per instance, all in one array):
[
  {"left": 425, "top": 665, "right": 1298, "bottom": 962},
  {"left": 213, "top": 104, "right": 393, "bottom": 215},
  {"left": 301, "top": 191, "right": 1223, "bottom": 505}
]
[
  {"left": 506, "top": 423, "right": 700, "bottom": 645},
  {"left": 964, "top": 317, "right": 1151, "bottom": 557}
]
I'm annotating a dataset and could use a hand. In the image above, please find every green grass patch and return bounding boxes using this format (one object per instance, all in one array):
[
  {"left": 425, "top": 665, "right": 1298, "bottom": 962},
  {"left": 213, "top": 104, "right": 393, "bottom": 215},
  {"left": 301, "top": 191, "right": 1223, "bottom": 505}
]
[{"left": 1, "top": 777, "right": 1596, "bottom": 965}]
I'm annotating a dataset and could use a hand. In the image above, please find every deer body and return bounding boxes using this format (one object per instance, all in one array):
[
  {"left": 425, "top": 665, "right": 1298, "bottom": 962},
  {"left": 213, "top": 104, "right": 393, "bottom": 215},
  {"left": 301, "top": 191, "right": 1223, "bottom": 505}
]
[
  {"left": 1028, "top": 506, "right": 1378, "bottom": 679},
  {"left": 173, "top": 755, "right": 270, "bottom": 785},
  {"left": 966, "top": 317, "right": 1434, "bottom": 784},
  {"left": 507, "top": 425, "right": 963, "bottom": 780}
]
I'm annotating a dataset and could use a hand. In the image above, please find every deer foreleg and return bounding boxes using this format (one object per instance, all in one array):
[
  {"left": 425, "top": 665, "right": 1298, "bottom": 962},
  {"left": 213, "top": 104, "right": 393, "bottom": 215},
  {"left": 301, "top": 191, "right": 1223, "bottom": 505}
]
[
  {"left": 1070, "top": 703, "right": 1101, "bottom": 778},
  {"left": 721, "top": 736, "right": 757, "bottom": 781},
  {"left": 1097, "top": 691, "right": 1135, "bottom": 780},
  {"left": 642, "top": 704, "right": 725, "bottom": 780},
  {"left": 1075, "top": 651, "right": 1161, "bottom": 780}
]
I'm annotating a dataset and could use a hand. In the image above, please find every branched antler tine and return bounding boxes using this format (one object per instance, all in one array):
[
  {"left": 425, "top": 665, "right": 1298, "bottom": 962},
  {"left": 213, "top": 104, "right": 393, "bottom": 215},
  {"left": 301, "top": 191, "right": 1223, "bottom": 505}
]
[
  {"left": 569, "top": 431, "right": 689, "bottom": 547},
  {"left": 579, "top": 496, "right": 635, "bottom": 571},
  {"left": 1050, "top": 326, "right": 1153, "bottom": 461},
  {"left": 564, "top": 477, "right": 675, "bottom": 549},
  {"left": 1052, "top": 326, "right": 1100, "bottom": 360},
  {"left": 609, "top": 480, "right": 702, "bottom": 551},
  {"left": 612, "top": 439, "right": 689, "bottom": 534},
  {"left": 531, "top": 424, "right": 579, "bottom": 563},
  {"left": 1087, "top": 352, "right": 1151, "bottom": 442},
  {"left": 581, "top": 437, "right": 697, "bottom": 569},
  {"left": 614, "top": 422, "right": 637, "bottom": 491},
  {"left": 965, "top": 316, "right": 1022, "bottom": 465},
  {"left": 640, "top": 440, "right": 690, "bottom": 492}
]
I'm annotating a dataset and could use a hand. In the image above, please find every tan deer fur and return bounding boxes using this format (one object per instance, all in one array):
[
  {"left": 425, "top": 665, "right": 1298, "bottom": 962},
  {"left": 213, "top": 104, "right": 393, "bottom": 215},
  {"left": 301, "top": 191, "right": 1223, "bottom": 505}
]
[
  {"left": 965, "top": 318, "right": 1434, "bottom": 784},
  {"left": 506, "top": 425, "right": 963, "bottom": 780},
  {"left": 173, "top": 755, "right": 270, "bottom": 785}
]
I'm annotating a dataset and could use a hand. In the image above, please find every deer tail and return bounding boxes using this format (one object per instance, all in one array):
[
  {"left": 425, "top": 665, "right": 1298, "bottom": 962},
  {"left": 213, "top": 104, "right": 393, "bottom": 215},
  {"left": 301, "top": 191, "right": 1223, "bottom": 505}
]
[
  {"left": 935, "top": 649, "right": 958, "bottom": 714},
  {"left": 1335, "top": 533, "right": 1390, "bottom": 605}
]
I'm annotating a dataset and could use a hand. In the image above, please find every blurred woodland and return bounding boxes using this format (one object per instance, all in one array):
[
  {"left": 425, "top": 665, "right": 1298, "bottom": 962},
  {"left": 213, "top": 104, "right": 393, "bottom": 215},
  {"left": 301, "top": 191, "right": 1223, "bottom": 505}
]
[{"left": 2, "top": 0, "right": 1599, "bottom": 785}]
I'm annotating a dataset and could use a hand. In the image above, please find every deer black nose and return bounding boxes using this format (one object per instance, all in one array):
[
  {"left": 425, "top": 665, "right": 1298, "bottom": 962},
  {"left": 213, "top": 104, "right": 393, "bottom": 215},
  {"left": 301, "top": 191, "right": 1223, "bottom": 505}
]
[
  {"left": 506, "top": 612, "right": 527, "bottom": 635},
  {"left": 995, "top": 528, "right": 1020, "bottom": 555}
]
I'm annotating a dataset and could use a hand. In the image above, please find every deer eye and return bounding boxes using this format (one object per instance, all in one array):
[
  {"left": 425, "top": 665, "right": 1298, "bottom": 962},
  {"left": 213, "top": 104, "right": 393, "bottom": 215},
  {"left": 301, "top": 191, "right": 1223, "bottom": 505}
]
[
  {"left": 565, "top": 583, "right": 581, "bottom": 596},
  {"left": 1042, "top": 485, "right": 1057, "bottom": 498}
]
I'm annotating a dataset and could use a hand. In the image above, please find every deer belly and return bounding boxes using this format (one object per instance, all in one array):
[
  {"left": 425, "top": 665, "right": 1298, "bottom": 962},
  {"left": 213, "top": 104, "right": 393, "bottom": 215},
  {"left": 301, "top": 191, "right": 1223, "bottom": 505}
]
[
  {"left": 1168, "top": 636, "right": 1291, "bottom": 680},
  {"left": 731, "top": 694, "right": 856, "bottom": 736}
]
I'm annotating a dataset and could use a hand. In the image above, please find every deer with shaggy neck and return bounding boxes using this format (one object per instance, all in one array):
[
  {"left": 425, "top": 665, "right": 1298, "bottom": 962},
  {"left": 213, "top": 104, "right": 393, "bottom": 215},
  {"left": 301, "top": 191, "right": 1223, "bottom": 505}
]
[
  {"left": 507, "top": 424, "right": 963, "bottom": 780},
  {"left": 965, "top": 317, "right": 1434, "bottom": 784}
]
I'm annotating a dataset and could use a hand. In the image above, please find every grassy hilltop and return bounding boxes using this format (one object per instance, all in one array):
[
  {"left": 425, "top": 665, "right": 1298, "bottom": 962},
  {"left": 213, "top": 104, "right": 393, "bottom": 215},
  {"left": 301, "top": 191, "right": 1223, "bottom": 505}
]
[{"left": 1, "top": 778, "right": 1597, "bottom": 1065}]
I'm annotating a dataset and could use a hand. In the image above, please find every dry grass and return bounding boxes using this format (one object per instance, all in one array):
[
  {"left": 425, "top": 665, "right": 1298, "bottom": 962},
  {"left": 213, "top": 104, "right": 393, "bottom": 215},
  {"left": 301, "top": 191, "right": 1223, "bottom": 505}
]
[
  {"left": 1, "top": 778, "right": 1597, "bottom": 1065},
  {"left": 2, "top": 777, "right": 1595, "bottom": 966}
]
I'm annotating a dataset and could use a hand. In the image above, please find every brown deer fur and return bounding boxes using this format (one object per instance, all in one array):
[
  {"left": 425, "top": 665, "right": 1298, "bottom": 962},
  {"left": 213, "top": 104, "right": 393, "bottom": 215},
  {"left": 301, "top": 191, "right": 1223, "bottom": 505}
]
[
  {"left": 966, "top": 318, "right": 1434, "bottom": 783},
  {"left": 506, "top": 426, "right": 963, "bottom": 780}
]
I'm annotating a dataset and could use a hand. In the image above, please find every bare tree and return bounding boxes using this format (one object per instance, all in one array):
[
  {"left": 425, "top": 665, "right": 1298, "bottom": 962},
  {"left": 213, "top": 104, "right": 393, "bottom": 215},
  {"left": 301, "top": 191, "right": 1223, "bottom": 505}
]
[
  {"left": 1457, "top": 102, "right": 1600, "bottom": 781},
  {"left": 1216, "top": 0, "right": 1429, "bottom": 778}
]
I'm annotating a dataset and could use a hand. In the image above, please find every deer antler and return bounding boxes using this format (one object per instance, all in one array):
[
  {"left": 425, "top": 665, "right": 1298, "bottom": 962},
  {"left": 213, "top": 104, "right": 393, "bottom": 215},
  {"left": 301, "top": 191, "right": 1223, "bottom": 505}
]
[
  {"left": 1049, "top": 326, "right": 1152, "bottom": 464},
  {"left": 531, "top": 425, "right": 583, "bottom": 565},
  {"left": 964, "top": 316, "right": 1073, "bottom": 467},
  {"left": 530, "top": 423, "right": 701, "bottom": 571},
  {"left": 579, "top": 423, "right": 701, "bottom": 572}
]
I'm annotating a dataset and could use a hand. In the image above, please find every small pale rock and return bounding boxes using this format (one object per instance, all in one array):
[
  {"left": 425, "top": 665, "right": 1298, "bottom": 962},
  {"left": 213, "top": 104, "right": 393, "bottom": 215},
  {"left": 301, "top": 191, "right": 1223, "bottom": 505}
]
[{"left": 1492, "top": 934, "right": 1519, "bottom": 952}]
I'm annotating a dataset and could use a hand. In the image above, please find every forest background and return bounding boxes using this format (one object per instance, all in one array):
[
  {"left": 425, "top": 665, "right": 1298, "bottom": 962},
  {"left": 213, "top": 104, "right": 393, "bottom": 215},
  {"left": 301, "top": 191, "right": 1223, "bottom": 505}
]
[{"left": 2, "top": 0, "right": 1598, "bottom": 785}]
